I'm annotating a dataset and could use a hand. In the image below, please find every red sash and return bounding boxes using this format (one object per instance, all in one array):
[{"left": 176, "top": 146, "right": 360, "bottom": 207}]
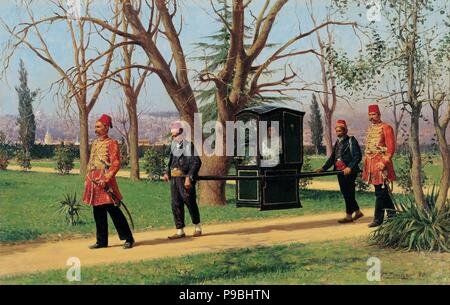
[{"left": 335, "top": 160, "right": 347, "bottom": 171}]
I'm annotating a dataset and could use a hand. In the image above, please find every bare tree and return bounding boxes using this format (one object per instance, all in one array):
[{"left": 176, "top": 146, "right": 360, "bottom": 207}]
[
  {"left": 111, "top": 93, "right": 151, "bottom": 172},
  {"left": 113, "top": 102, "right": 132, "bottom": 155},
  {"left": 109, "top": 10, "right": 153, "bottom": 181},
  {"left": 306, "top": 0, "right": 339, "bottom": 156},
  {"left": 2, "top": 0, "right": 125, "bottom": 176}
]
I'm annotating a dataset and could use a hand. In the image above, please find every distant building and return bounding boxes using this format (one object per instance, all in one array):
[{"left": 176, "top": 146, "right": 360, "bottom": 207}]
[
  {"left": 138, "top": 139, "right": 151, "bottom": 146},
  {"left": 44, "top": 130, "right": 53, "bottom": 145}
]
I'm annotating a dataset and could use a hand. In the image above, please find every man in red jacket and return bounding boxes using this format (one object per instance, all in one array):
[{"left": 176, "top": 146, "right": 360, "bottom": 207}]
[
  {"left": 362, "top": 104, "right": 397, "bottom": 227},
  {"left": 83, "top": 114, "right": 134, "bottom": 249}
]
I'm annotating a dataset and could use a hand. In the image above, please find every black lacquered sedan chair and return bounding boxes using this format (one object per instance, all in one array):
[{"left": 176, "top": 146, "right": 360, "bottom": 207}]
[
  {"left": 234, "top": 105, "right": 306, "bottom": 210},
  {"left": 197, "top": 105, "right": 341, "bottom": 211}
]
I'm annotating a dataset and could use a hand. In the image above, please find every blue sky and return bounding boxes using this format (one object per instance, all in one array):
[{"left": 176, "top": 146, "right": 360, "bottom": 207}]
[{"left": 0, "top": 0, "right": 447, "bottom": 118}]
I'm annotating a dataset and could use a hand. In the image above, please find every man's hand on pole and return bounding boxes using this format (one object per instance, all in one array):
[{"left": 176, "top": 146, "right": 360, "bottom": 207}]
[
  {"left": 343, "top": 167, "right": 352, "bottom": 176},
  {"left": 163, "top": 173, "right": 170, "bottom": 182},
  {"left": 184, "top": 177, "right": 192, "bottom": 189}
]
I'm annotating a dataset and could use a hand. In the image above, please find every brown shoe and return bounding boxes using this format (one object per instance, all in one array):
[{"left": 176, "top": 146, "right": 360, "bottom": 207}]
[
  {"left": 168, "top": 233, "right": 186, "bottom": 240},
  {"left": 352, "top": 211, "right": 364, "bottom": 221},
  {"left": 193, "top": 230, "right": 202, "bottom": 237},
  {"left": 338, "top": 217, "right": 354, "bottom": 224}
]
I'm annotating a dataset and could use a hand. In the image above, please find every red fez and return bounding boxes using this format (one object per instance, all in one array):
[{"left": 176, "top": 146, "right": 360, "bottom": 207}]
[
  {"left": 98, "top": 114, "right": 113, "bottom": 128},
  {"left": 368, "top": 104, "right": 380, "bottom": 114},
  {"left": 336, "top": 120, "right": 347, "bottom": 128}
]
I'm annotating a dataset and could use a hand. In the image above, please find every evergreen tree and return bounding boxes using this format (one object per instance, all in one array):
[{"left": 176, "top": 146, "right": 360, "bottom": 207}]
[
  {"left": 16, "top": 59, "right": 38, "bottom": 153},
  {"left": 309, "top": 94, "right": 324, "bottom": 155},
  {"left": 193, "top": 0, "right": 292, "bottom": 122},
  {"left": 119, "top": 137, "right": 130, "bottom": 168}
]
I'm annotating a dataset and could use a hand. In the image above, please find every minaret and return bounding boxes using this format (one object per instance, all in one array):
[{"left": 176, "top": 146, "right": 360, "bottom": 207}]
[{"left": 44, "top": 129, "right": 53, "bottom": 145}]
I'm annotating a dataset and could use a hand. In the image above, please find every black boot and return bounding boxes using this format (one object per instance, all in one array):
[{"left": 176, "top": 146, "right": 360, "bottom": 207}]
[
  {"left": 123, "top": 238, "right": 135, "bottom": 249},
  {"left": 372, "top": 185, "right": 385, "bottom": 225},
  {"left": 386, "top": 209, "right": 397, "bottom": 219},
  {"left": 368, "top": 222, "right": 382, "bottom": 228},
  {"left": 89, "top": 243, "right": 108, "bottom": 249},
  {"left": 384, "top": 188, "right": 396, "bottom": 219}
]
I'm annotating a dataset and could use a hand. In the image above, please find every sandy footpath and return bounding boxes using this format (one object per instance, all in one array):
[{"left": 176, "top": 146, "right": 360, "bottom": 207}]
[{"left": 0, "top": 210, "right": 374, "bottom": 277}]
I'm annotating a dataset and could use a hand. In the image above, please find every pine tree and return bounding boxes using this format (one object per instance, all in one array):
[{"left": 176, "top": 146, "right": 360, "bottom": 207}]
[
  {"left": 193, "top": 0, "right": 292, "bottom": 122},
  {"left": 16, "top": 59, "right": 38, "bottom": 153},
  {"left": 309, "top": 94, "right": 324, "bottom": 155}
]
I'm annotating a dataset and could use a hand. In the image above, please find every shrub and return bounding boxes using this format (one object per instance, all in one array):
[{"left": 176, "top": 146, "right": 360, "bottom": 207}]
[
  {"left": 0, "top": 148, "right": 9, "bottom": 170},
  {"left": 29, "top": 143, "right": 81, "bottom": 159},
  {"left": 119, "top": 138, "right": 129, "bottom": 168},
  {"left": 143, "top": 148, "right": 166, "bottom": 181},
  {"left": 30, "top": 143, "right": 56, "bottom": 159},
  {"left": 395, "top": 147, "right": 428, "bottom": 193},
  {"left": 16, "top": 148, "right": 32, "bottom": 171},
  {"left": 369, "top": 187, "right": 449, "bottom": 252},
  {"left": 57, "top": 192, "right": 84, "bottom": 226},
  {"left": 54, "top": 143, "right": 76, "bottom": 175},
  {"left": 0, "top": 131, "right": 11, "bottom": 170},
  {"left": 299, "top": 153, "right": 313, "bottom": 190}
]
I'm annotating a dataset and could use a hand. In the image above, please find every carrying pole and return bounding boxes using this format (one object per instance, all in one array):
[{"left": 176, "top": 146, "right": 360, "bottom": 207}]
[{"left": 190, "top": 171, "right": 342, "bottom": 181}]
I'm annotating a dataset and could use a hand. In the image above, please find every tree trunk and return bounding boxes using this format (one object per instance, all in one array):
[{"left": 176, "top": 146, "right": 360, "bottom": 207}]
[
  {"left": 197, "top": 97, "right": 234, "bottom": 206},
  {"left": 126, "top": 96, "right": 140, "bottom": 181},
  {"left": 198, "top": 155, "right": 233, "bottom": 206},
  {"left": 408, "top": 107, "right": 426, "bottom": 205},
  {"left": 435, "top": 126, "right": 449, "bottom": 207},
  {"left": 405, "top": 7, "right": 426, "bottom": 206},
  {"left": 323, "top": 106, "right": 333, "bottom": 156},
  {"left": 78, "top": 106, "right": 89, "bottom": 177},
  {"left": 319, "top": 56, "right": 333, "bottom": 156},
  {"left": 432, "top": 107, "right": 449, "bottom": 207}
]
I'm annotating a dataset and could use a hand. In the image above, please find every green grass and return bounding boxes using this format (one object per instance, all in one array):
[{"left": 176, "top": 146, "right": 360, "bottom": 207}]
[
  {"left": 1, "top": 238, "right": 448, "bottom": 284},
  {"left": 0, "top": 171, "right": 376, "bottom": 243},
  {"left": 10, "top": 159, "right": 71, "bottom": 169},
  {"left": 9, "top": 159, "right": 144, "bottom": 171}
]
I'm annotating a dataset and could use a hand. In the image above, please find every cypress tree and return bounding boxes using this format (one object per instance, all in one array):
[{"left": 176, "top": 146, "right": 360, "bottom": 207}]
[
  {"left": 16, "top": 59, "right": 38, "bottom": 153},
  {"left": 309, "top": 94, "right": 324, "bottom": 155}
]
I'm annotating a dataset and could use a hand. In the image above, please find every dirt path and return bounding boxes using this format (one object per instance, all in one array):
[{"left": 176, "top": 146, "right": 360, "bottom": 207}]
[{"left": 0, "top": 210, "right": 375, "bottom": 277}]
